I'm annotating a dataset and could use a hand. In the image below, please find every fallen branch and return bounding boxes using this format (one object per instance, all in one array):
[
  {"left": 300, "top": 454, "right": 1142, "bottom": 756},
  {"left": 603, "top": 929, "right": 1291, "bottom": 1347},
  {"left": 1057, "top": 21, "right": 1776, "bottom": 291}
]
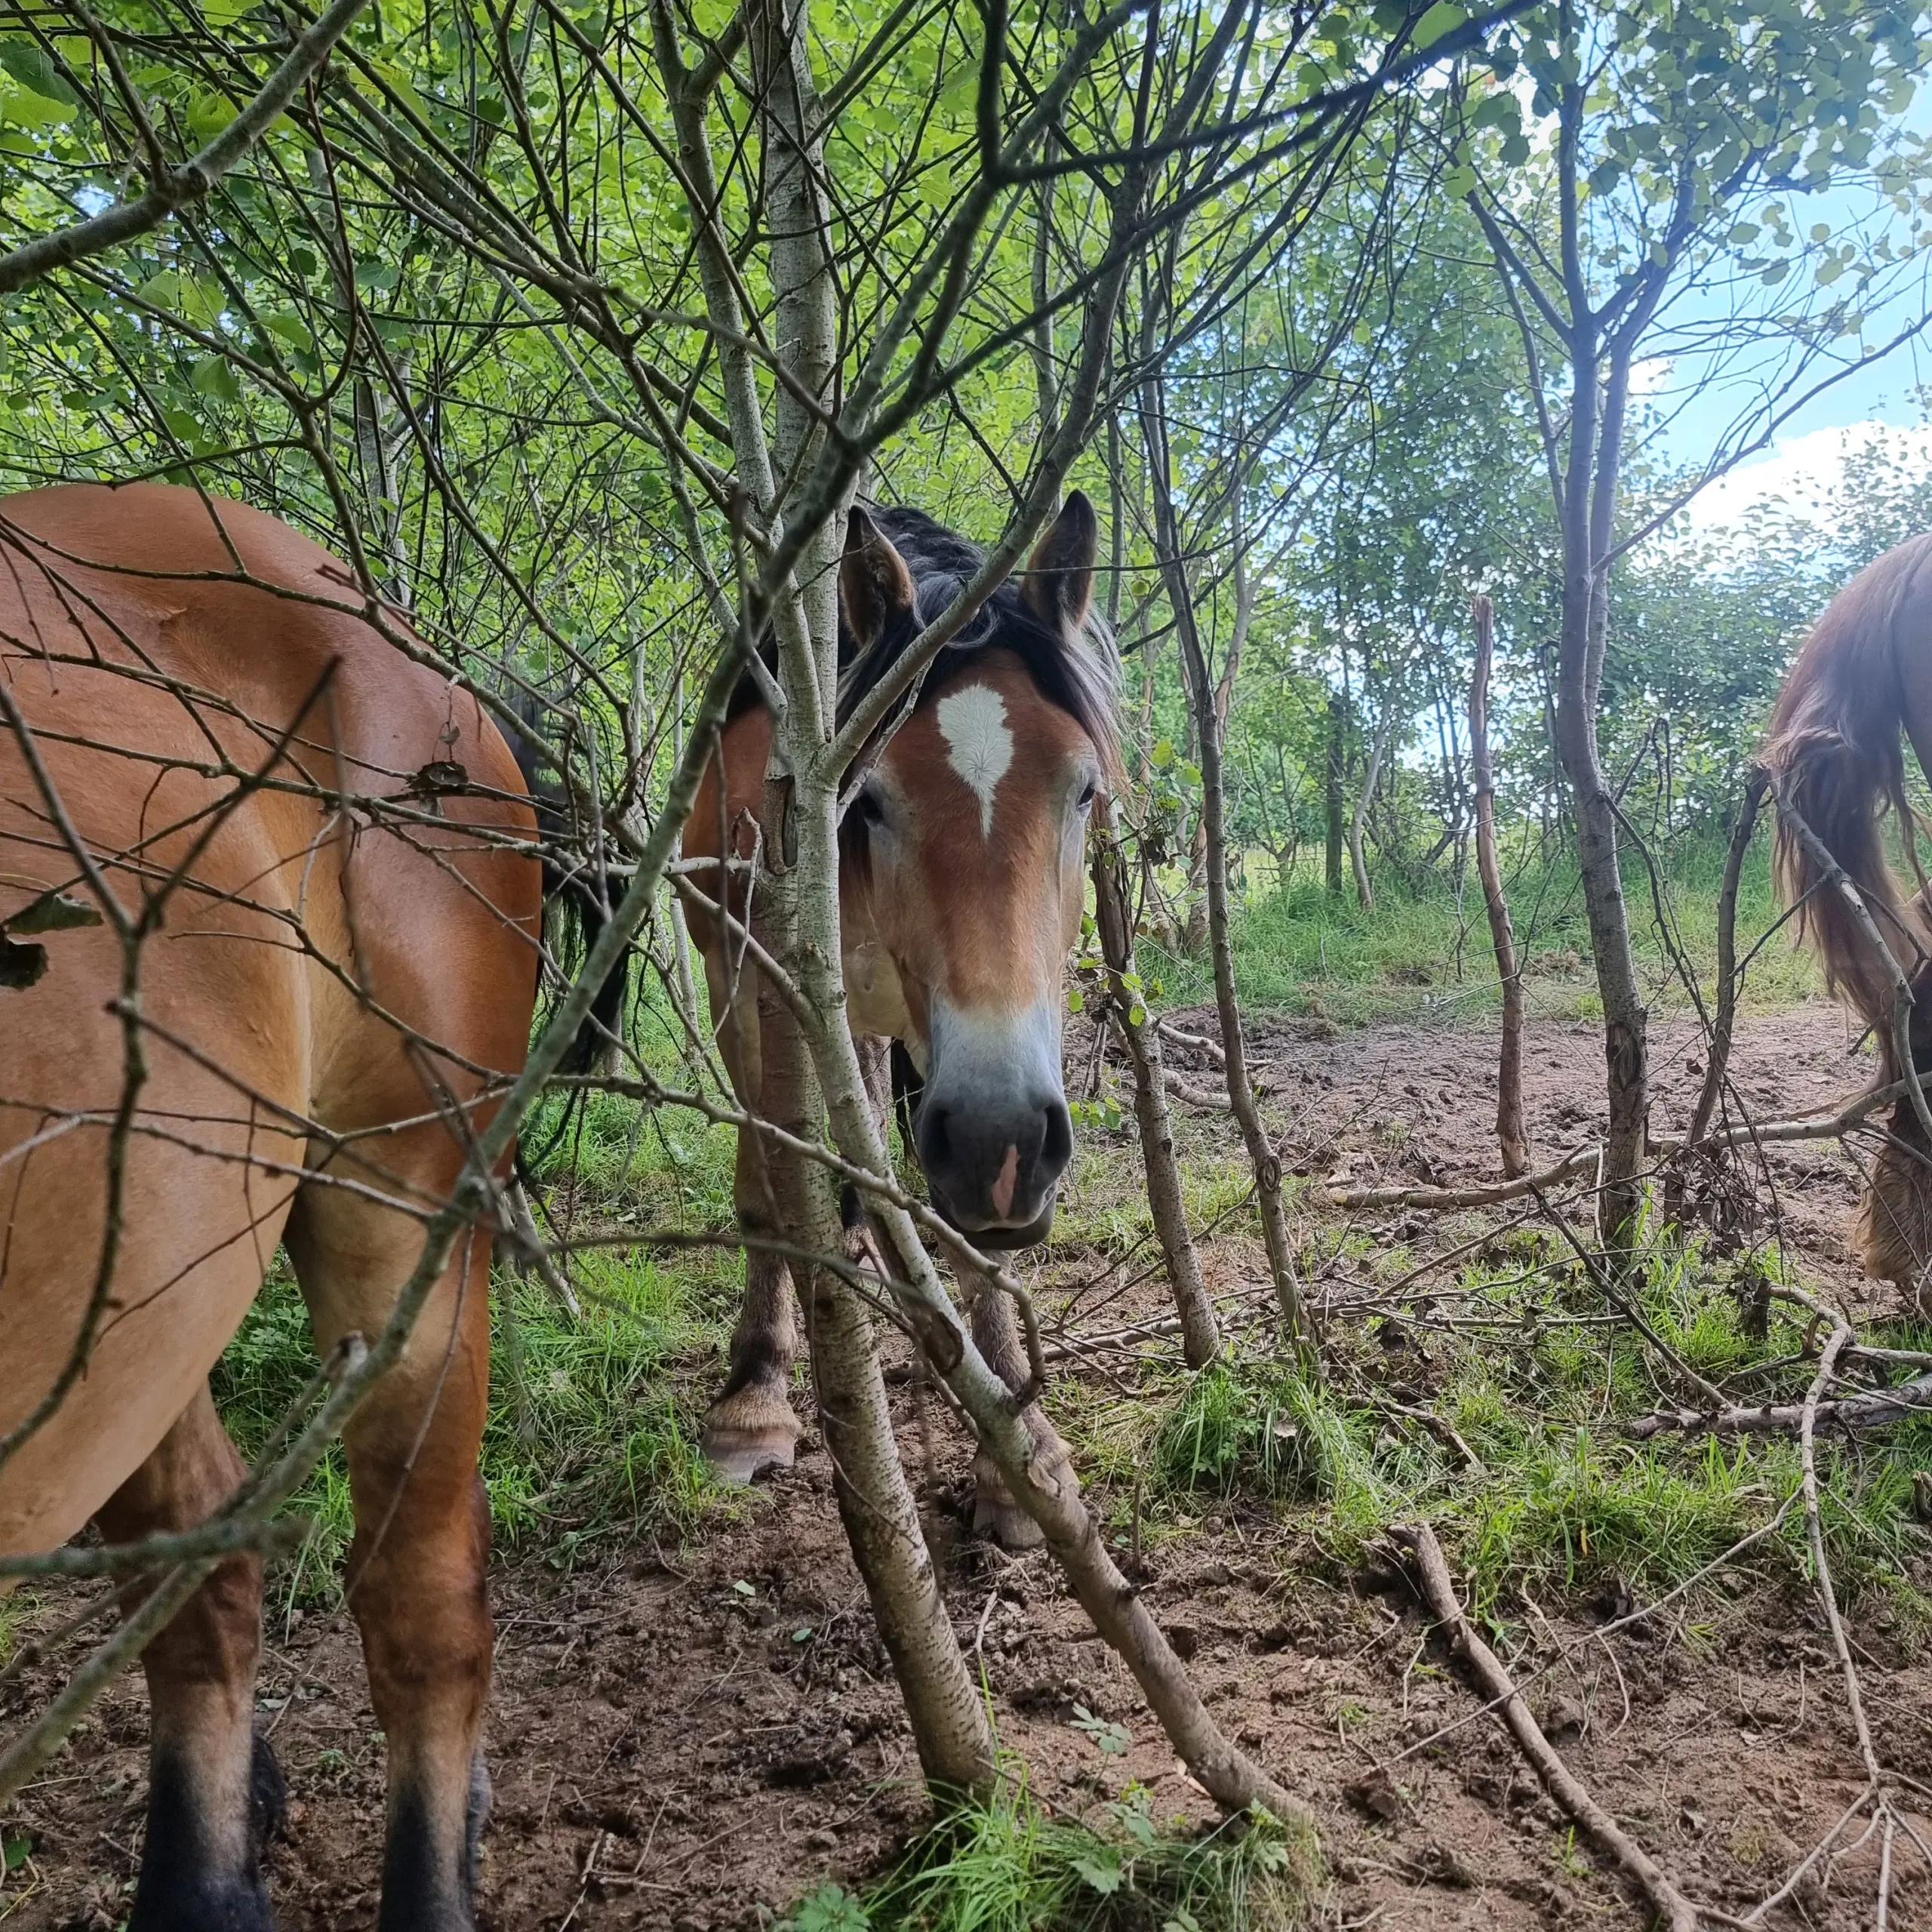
[
  {"left": 1155, "top": 1016, "right": 1226, "bottom": 1066},
  {"left": 1326, "top": 1146, "right": 1595, "bottom": 1210},
  {"left": 1628, "top": 1372, "right": 1932, "bottom": 1440},
  {"left": 1392, "top": 1521, "right": 1703, "bottom": 1932},
  {"left": 1163, "top": 1068, "right": 1232, "bottom": 1112}
]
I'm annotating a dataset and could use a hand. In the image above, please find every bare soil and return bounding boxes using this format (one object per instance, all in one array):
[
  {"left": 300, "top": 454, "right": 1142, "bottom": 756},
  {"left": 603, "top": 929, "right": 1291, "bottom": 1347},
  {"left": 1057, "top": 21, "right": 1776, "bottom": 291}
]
[{"left": 5, "top": 996, "right": 1930, "bottom": 1932}]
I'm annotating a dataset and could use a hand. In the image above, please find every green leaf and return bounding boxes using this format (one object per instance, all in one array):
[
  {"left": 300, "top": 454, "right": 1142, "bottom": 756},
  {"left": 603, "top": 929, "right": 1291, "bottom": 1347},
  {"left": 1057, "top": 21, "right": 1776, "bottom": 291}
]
[
  {"left": 1066, "top": 986, "right": 1084, "bottom": 1014},
  {"left": 1128, "top": 1001, "right": 1147, "bottom": 1028},
  {"left": 202, "top": 0, "right": 263, "bottom": 25},
  {"left": 2, "top": 1833, "right": 29, "bottom": 1872},
  {"left": 0, "top": 41, "right": 75, "bottom": 106},
  {"left": 191, "top": 355, "right": 242, "bottom": 405},
  {"left": 1443, "top": 163, "right": 1477, "bottom": 198},
  {"left": 783, "top": 1883, "right": 870, "bottom": 1932},
  {"left": 1072, "top": 1852, "right": 1125, "bottom": 1895},
  {"left": 2, "top": 85, "right": 71, "bottom": 126},
  {"left": 1150, "top": 737, "right": 1174, "bottom": 769},
  {"left": 918, "top": 159, "right": 952, "bottom": 209},
  {"left": 731, "top": 1577, "right": 755, "bottom": 1597},
  {"left": 1412, "top": 2, "right": 1466, "bottom": 50}
]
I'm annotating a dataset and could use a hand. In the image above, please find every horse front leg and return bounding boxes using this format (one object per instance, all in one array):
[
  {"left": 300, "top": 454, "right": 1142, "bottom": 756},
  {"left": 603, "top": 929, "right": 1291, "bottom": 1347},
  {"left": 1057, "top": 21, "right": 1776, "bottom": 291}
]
[
  {"left": 700, "top": 1121, "right": 804, "bottom": 1481},
  {"left": 97, "top": 1384, "right": 282, "bottom": 1932},
  {"left": 967, "top": 1278, "right": 1079, "bottom": 1550}
]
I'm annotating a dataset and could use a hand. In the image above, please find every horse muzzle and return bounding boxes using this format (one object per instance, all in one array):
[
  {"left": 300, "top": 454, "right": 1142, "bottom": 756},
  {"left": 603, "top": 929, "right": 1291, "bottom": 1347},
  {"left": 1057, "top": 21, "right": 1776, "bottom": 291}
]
[{"left": 912, "top": 1000, "right": 1072, "bottom": 1247}]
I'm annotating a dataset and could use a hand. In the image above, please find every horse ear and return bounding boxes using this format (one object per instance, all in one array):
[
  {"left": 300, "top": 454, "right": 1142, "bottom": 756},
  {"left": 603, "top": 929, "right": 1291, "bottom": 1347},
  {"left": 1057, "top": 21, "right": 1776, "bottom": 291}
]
[
  {"left": 1022, "top": 490, "right": 1098, "bottom": 632},
  {"left": 841, "top": 507, "right": 916, "bottom": 650}
]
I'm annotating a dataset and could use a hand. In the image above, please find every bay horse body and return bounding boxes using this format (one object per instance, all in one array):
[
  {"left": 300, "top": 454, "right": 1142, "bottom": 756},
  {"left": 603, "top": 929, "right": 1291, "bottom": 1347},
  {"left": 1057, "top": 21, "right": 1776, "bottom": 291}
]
[
  {"left": 0, "top": 483, "right": 540, "bottom": 1930},
  {"left": 683, "top": 497, "right": 1119, "bottom": 1539},
  {"left": 1766, "top": 531, "right": 1932, "bottom": 1303}
]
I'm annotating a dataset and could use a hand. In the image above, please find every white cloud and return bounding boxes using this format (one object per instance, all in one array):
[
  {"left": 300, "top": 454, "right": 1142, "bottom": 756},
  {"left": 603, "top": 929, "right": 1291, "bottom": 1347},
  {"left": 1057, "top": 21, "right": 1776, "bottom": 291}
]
[{"left": 1673, "top": 420, "right": 1932, "bottom": 536}]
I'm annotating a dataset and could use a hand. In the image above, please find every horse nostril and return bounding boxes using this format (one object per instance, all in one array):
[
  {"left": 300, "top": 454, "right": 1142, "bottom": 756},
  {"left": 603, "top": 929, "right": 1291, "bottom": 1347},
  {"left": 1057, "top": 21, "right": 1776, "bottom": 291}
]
[
  {"left": 918, "top": 1103, "right": 954, "bottom": 1177},
  {"left": 1040, "top": 1098, "right": 1072, "bottom": 1177}
]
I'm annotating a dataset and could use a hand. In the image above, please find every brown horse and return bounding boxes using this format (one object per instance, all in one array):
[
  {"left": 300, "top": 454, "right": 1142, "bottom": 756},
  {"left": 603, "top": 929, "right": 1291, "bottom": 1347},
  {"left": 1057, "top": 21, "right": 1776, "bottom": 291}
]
[
  {"left": 682, "top": 495, "right": 1120, "bottom": 1541},
  {"left": 1765, "top": 531, "right": 1932, "bottom": 1306},
  {"left": 0, "top": 483, "right": 540, "bottom": 1930}
]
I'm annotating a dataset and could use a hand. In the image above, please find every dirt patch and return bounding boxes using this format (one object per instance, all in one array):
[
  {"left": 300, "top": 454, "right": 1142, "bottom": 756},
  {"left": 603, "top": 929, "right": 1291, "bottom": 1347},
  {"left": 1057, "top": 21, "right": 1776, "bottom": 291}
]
[{"left": 4, "top": 1000, "right": 1927, "bottom": 1930}]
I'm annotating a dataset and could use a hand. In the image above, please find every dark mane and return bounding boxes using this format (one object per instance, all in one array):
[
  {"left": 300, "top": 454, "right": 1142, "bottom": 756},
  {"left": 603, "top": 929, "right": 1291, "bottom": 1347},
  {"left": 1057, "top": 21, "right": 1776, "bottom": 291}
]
[{"left": 729, "top": 503, "right": 1121, "bottom": 771}]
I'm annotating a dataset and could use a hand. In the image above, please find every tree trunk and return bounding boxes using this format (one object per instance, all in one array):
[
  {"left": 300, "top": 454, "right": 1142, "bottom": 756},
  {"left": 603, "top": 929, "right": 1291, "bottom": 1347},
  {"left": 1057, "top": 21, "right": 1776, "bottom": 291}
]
[
  {"left": 1091, "top": 798, "right": 1219, "bottom": 1367},
  {"left": 749, "top": 0, "right": 993, "bottom": 1797},
  {"left": 1349, "top": 685, "right": 1398, "bottom": 911},
  {"left": 1324, "top": 690, "right": 1346, "bottom": 897},
  {"left": 1469, "top": 594, "right": 1528, "bottom": 1178},
  {"left": 1143, "top": 375, "right": 1306, "bottom": 1346},
  {"left": 1556, "top": 337, "right": 1647, "bottom": 1250}
]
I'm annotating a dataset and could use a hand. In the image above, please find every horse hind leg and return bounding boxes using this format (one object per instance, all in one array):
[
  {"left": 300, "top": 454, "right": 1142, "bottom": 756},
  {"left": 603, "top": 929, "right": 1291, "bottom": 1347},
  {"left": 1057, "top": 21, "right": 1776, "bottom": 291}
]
[
  {"left": 96, "top": 1383, "right": 282, "bottom": 1932},
  {"left": 284, "top": 1178, "right": 493, "bottom": 1932}
]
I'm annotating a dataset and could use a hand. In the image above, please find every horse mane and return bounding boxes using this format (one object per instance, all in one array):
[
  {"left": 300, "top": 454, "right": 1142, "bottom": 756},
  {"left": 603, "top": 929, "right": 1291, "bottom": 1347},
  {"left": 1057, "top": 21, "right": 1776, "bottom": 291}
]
[{"left": 728, "top": 503, "right": 1123, "bottom": 775}]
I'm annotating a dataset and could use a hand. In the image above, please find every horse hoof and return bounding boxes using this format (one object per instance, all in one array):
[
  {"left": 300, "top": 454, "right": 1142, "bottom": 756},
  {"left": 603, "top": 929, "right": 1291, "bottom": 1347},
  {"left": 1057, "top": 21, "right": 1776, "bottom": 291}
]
[
  {"left": 971, "top": 1487, "right": 1047, "bottom": 1550},
  {"left": 701, "top": 1423, "right": 799, "bottom": 1485}
]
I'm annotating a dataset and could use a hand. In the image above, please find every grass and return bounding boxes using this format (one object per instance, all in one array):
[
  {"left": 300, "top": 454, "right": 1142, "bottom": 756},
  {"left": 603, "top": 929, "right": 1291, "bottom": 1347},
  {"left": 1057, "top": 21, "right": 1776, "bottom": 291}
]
[
  {"left": 212, "top": 1238, "right": 734, "bottom": 1611},
  {"left": 1051, "top": 1227, "right": 1932, "bottom": 1641},
  {"left": 1138, "top": 827, "right": 1817, "bottom": 1025},
  {"left": 781, "top": 1778, "right": 1311, "bottom": 1932}
]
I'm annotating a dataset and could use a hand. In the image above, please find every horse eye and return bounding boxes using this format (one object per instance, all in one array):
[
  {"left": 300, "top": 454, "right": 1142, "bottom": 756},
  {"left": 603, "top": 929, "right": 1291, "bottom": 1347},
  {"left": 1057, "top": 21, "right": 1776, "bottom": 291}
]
[
  {"left": 1076, "top": 780, "right": 1097, "bottom": 811},
  {"left": 853, "top": 786, "right": 888, "bottom": 828}
]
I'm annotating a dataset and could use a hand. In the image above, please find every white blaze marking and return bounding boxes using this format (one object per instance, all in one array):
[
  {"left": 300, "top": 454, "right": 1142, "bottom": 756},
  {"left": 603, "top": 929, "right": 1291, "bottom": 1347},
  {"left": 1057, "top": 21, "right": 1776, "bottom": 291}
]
[{"left": 937, "top": 683, "right": 1013, "bottom": 836}]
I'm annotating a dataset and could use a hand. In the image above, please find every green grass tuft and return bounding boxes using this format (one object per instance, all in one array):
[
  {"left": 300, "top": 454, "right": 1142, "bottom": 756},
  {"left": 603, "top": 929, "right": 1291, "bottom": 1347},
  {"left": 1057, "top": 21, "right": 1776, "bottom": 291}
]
[{"left": 783, "top": 1778, "right": 1309, "bottom": 1931}]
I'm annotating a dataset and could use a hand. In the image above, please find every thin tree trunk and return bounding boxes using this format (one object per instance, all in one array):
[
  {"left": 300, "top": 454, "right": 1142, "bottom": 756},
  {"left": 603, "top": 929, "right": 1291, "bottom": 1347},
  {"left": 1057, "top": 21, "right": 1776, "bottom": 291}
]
[
  {"left": 1324, "top": 689, "right": 1346, "bottom": 896},
  {"left": 1470, "top": 594, "right": 1528, "bottom": 1178},
  {"left": 750, "top": 0, "right": 993, "bottom": 1796},
  {"left": 1143, "top": 375, "right": 1306, "bottom": 1347},
  {"left": 1555, "top": 338, "right": 1647, "bottom": 1249},
  {"left": 1681, "top": 768, "right": 1767, "bottom": 1159},
  {"left": 1091, "top": 798, "right": 1219, "bottom": 1367},
  {"left": 1349, "top": 685, "right": 1398, "bottom": 911}
]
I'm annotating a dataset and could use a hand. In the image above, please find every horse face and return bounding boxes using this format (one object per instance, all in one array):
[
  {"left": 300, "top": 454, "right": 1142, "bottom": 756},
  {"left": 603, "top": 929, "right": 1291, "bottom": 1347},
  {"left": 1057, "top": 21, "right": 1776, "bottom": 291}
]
[{"left": 840, "top": 499, "right": 1109, "bottom": 1247}]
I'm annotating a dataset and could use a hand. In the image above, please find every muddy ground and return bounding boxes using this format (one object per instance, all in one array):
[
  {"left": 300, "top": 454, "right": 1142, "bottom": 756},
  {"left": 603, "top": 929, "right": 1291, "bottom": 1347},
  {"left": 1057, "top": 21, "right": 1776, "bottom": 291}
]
[{"left": 4, "top": 994, "right": 1929, "bottom": 1930}]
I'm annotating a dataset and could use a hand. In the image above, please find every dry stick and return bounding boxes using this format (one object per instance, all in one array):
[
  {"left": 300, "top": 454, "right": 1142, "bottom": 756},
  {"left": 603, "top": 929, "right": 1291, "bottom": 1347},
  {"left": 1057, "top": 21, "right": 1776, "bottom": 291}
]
[
  {"left": 1392, "top": 1522, "right": 1703, "bottom": 1932},
  {"left": 1628, "top": 1371, "right": 1932, "bottom": 1439},
  {"left": 1157, "top": 1017, "right": 1226, "bottom": 1067},
  {"left": 1091, "top": 798, "right": 1219, "bottom": 1366},
  {"left": 1773, "top": 783, "right": 1932, "bottom": 1149},
  {"left": 1469, "top": 592, "right": 1528, "bottom": 1177},
  {"left": 1327, "top": 1145, "right": 1597, "bottom": 1211},
  {"left": 1164, "top": 1070, "right": 1232, "bottom": 1112}
]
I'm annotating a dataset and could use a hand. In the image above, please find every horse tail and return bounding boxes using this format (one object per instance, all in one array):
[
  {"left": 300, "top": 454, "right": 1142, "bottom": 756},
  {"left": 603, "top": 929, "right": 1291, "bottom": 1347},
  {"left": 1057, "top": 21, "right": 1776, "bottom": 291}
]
[
  {"left": 1763, "top": 535, "right": 1932, "bottom": 1074},
  {"left": 499, "top": 694, "right": 629, "bottom": 1078}
]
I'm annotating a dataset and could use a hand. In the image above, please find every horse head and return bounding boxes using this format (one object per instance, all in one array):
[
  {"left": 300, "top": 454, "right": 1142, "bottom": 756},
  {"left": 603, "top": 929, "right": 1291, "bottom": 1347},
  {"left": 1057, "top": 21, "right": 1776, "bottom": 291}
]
[{"left": 835, "top": 493, "right": 1121, "bottom": 1247}]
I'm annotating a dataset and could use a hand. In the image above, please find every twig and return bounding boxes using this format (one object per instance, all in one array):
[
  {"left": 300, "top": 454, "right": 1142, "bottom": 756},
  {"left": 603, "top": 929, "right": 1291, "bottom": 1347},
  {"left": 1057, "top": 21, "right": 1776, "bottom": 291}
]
[{"left": 1392, "top": 1522, "right": 1703, "bottom": 1932}]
